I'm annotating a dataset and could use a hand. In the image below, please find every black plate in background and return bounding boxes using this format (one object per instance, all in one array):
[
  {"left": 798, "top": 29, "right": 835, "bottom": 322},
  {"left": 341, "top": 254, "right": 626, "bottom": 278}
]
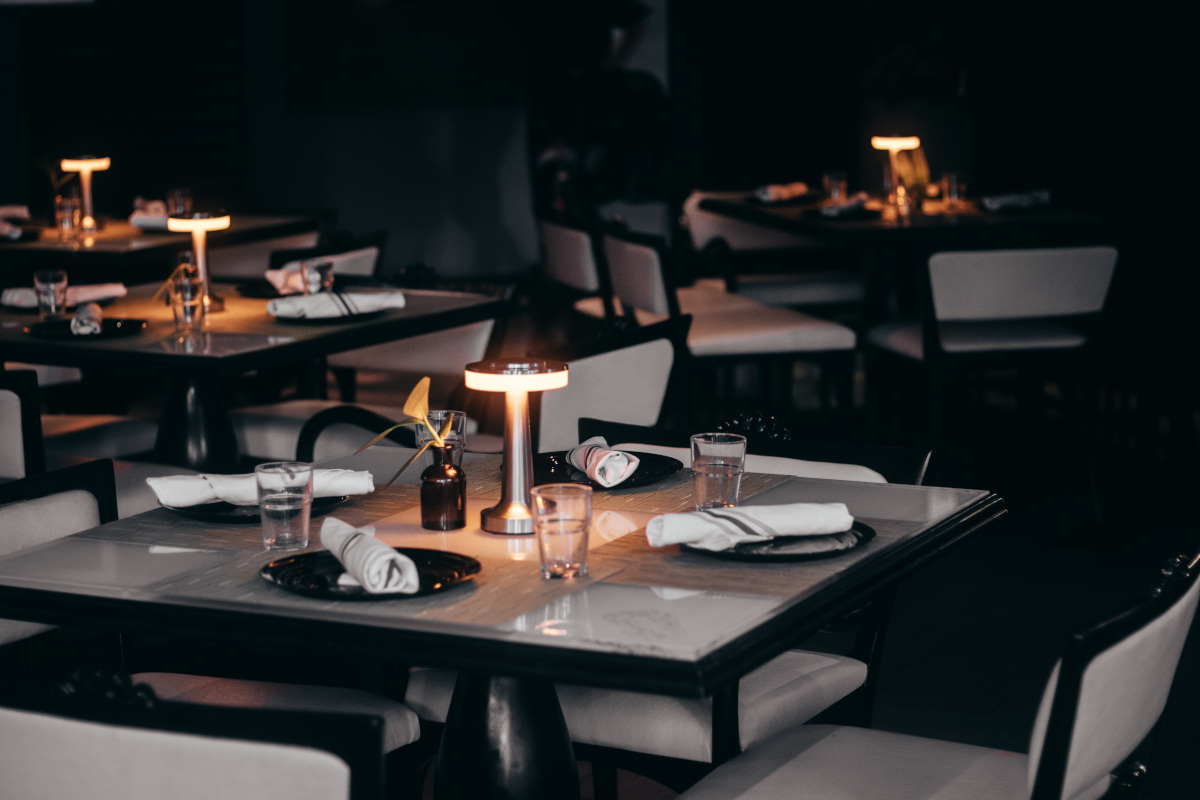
[
  {"left": 533, "top": 450, "right": 683, "bottom": 491},
  {"left": 160, "top": 494, "right": 352, "bottom": 524},
  {"left": 272, "top": 309, "right": 387, "bottom": 325},
  {"left": 748, "top": 191, "right": 825, "bottom": 206},
  {"left": 260, "top": 547, "right": 481, "bottom": 600},
  {"left": 23, "top": 318, "right": 147, "bottom": 339},
  {"left": 682, "top": 521, "right": 875, "bottom": 562}
]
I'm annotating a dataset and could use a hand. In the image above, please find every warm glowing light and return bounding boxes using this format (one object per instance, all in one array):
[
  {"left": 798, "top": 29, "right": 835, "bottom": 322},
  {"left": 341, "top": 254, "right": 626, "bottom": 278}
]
[
  {"left": 167, "top": 214, "right": 231, "bottom": 233},
  {"left": 871, "top": 136, "right": 921, "bottom": 152},
  {"left": 465, "top": 361, "right": 569, "bottom": 393},
  {"left": 60, "top": 157, "right": 111, "bottom": 172}
]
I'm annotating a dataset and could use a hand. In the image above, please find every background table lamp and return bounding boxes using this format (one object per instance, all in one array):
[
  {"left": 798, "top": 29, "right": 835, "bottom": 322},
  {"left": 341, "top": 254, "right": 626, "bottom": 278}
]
[
  {"left": 167, "top": 212, "right": 231, "bottom": 313},
  {"left": 465, "top": 359, "right": 568, "bottom": 534},
  {"left": 870, "top": 136, "right": 922, "bottom": 211},
  {"left": 59, "top": 156, "right": 110, "bottom": 233}
]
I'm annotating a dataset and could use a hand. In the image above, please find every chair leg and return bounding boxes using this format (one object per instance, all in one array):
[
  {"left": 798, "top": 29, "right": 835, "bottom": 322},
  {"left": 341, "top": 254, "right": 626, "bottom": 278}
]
[{"left": 332, "top": 367, "right": 357, "bottom": 403}]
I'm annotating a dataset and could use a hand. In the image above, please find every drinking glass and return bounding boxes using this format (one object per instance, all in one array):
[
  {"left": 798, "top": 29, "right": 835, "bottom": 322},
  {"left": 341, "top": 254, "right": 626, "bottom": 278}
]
[
  {"left": 54, "top": 195, "right": 80, "bottom": 242},
  {"left": 171, "top": 267, "right": 204, "bottom": 332},
  {"left": 531, "top": 483, "right": 592, "bottom": 579},
  {"left": 302, "top": 260, "right": 335, "bottom": 294},
  {"left": 415, "top": 410, "right": 468, "bottom": 466},
  {"left": 942, "top": 172, "right": 967, "bottom": 212},
  {"left": 822, "top": 170, "right": 849, "bottom": 203},
  {"left": 690, "top": 433, "right": 747, "bottom": 510},
  {"left": 255, "top": 462, "right": 313, "bottom": 551},
  {"left": 33, "top": 269, "right": 68, "bottom": 321},
  {"left": 167, "top": 187, "right": 193, "bottom": 217}
]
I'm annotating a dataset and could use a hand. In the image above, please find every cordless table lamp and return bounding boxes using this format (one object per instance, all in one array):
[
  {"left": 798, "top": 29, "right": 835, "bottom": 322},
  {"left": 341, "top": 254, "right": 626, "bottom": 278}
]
[
  {"left": 871, "top": 136, "right": 922, "bottom": 213},
  {"left": 59, "top": 156, "right": 110, "bottom": 233},
  {"left": 167, "top": 212, "right": 231, "bottom": 313},
  {"left": 465, "top": 359, "right": 569, "bottom": 534}
]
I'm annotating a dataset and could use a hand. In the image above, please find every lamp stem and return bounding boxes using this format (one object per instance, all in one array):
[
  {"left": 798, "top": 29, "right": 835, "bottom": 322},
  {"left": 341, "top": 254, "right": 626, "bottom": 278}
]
[
  {"left": 189, "top": 228, "right": 224, "bottom": 313},
  {"left": 480, "top": 388, "right": 535, "bottom": 534},
  {"left": 79, "top": 170, "right": 96, "bottom": 232}
]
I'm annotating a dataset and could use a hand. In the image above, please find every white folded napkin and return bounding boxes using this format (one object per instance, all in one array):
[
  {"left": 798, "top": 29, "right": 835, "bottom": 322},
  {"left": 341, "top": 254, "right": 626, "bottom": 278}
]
[
  {"left": 1, "top": 283, "right": 126, "bottom": 308},
  {"left": 264, "top": 265, "right": 305, "bottom": 295},
  {"left": 567, "top": 436, "right": 640, "bottom": 488},
  {"left": 70, "top": 302, "right": 103, "bottom": 335},
  {"left": 1, "top": 204, "right": 30, "bottom": 240},
  {"left": 819, "top": 191, "right": 870, "bottom": 217},
  {"left": 754, "top": 181, "right": 810, "bottom": 203},
  {"left": 147, "top": 469, "right": 375, "bottom": 507},
  {"left": 646, "top": 502, "right": 854, "bottom": 551},
  {"left": 981, "top": 189, "right": 1051, "bottom": 212},
  {"left": 320, "top": 517, "right": 420, "bottom": 595},
  {"left": 266, "top": 291, "right": 406, "bottom": 319}
]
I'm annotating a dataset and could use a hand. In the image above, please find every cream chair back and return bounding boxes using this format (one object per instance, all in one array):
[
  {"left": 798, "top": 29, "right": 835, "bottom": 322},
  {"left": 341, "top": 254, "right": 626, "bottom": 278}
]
[
  {"left": 929, "top": 246, "right": 1118, "bottom": 322},
  {"left": 602, "top": 232, "right": 673, "bottom": 316},
  {"left": 540, "top": 219, "right": 602, "bottom": 293}
]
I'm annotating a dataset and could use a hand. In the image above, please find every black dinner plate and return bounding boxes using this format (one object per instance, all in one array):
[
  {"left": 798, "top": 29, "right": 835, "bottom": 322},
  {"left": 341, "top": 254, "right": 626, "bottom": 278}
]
[
  {"left": 159, "top": 494, "right": 352, "bottom": 524},
  {"left": 273, "top": 309, "right": 387, "bottom": 325},
  {"left": 748, "top": 191, "right": 825, "bottom": 206},
  {"left": 260, "top": 547, "right": 481, "bottom": 600},
  {"left": 533, "top": 450, "right": 683, "bottom": 491},
  {"left": 682, "top": 521, "right": 875, "bottom": 562},
  {"left": 235, "top": 280, "right": 285, "bottom": 299},
  {"left": 23, "top": 318, "right": 147, "bottom": 339},
  {"left": 802, "top": 207, "right": 883, "bottom": 222}
]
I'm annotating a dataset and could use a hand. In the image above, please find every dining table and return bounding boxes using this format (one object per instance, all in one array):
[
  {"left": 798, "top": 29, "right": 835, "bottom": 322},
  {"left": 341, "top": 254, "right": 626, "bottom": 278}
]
[
  {"left": 0, "top": 446, "right": 1006, "bottom": 798},
  {"left": 0, "top": 214, "right": 321, "bottom": 288},
  {"left": 0, "top": 283, "right": 509, "bottom": 472}
]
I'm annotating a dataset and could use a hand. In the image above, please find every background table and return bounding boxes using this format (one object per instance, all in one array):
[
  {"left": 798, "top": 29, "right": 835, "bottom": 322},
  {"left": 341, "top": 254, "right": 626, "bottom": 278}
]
[
  {"left": 0, "top": 285, "right": 508, "bottom": 471},
  {"left": 0, "top": 449, "right": 1006, "bottom": 797}
]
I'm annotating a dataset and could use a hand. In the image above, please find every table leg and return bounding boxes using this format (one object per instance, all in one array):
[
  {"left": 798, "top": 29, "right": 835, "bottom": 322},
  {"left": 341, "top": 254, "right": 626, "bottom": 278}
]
[
  {"left": 154, "top": 375, "right": 240, "bottom": 472},
  {"left": 434, "top": 671, "right": 579, "bottom": 800}
]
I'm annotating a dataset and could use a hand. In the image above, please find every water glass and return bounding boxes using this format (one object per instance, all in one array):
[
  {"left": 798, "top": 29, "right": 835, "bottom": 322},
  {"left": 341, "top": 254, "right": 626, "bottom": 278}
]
[
  {"left": 255, "top": 462, "right": 313, "bottom": 551},
  {"left": 54, "top": 195, "right": 80, "bottom": 242},
  {"left": 822, "top": 170, "right": 849, "bottom": 203},
  {"left": 942, "top": 172, "right": 967, "bottom": 211},
  {"left": 690, "top": 433, "right": 747, "bottom": 510},
  {"left": 167, "top": 187, "right": 193, "bottom": 217},
  {"left": 531, "top": 483, "right": 592, "bottom": 579},
  {"left": 171, "top": 267, "right": 204, "bottom": 332},
  {"left": 33, "top": 269, "right": 68, "bottom": 320},
  {"left": 415, "top": 410, "right": 468, "bottom": 466},
  {"left": 302, "top": 260, "right": 335, "bottom": 294}
]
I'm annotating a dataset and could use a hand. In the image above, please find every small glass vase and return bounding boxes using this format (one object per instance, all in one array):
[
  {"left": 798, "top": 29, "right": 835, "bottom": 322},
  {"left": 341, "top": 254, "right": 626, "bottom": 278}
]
[{"left": 421, "top": 445, "right": 466, "bottom": 530}]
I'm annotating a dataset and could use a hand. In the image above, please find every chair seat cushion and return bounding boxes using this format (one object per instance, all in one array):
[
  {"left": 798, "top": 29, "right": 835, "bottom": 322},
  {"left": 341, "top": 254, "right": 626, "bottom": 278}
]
[
  {"left": 573, "top": 296, "right": 609, "bottom": 319},
  {"left": 405, "top": 650, "right": 867, "bottom": 763},
  {"left": 734, "top": 272, "right": 867, "bottom": 308},
  {"left": 867, "top": 320, "right": 1089, "bottom": 361},
  {"left": 42, "top": 415, "right": 160, "bottom": 460},
  {"left": 133, "top": 672, "right": 420, "bottom": 754},
  {"left": 685, "top": 307, "right": 857, "bottom": 356},
  {"left": 677, "top": 724, "right": 1112, "bottom": 800}
]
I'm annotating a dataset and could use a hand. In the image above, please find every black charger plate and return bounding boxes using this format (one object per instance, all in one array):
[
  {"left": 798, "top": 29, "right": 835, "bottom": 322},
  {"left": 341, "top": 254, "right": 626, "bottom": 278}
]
[
  {"left": 23, "top": 318, "right": 147, "bottom": 338},
  {"left": 260, "top": 547, "right": 481, "bottom": 600},
  {"left": 533, "top": 451, "right": 683, "bottom": 491},
  {"left": 160, "top": 495, "right": 351, "bottom": 524},
  {"left": 682, "top": 521, "right": 875, "bottom": 562}
]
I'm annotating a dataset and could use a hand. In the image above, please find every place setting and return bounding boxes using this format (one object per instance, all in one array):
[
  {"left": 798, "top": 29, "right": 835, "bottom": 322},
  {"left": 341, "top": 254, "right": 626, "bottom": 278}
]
[{"left": 534, "top": 435, "right": 684, "bottom": 491}]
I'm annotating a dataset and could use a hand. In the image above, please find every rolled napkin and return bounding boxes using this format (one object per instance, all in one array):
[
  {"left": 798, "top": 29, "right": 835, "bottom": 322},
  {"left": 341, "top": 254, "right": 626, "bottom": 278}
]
[
  {"left": 267, "top": 291, "right": 406, "bottom": 319},
  {"left": 70, "top": 302, "right": 103, "bottom": 335},
  {"left": 1, "top": 283, "right": 127, "bottom": 309},
  {"left": 981, "top": 189, "right": 1051, "bottom": 213},
  {"left": 646, "top": 502, "right": 854, "bottom": 551},
  {"left": 320, "top": 517, "right": 420, "bottom": 595},
  {"left": 567, "top": 436, "right": 640, "bottom": 488},
  {"left": 147, "top": 469, "right": 375, "bottom": 507},
  {"left": 819, "top": 191, "right": 871, "bottom": 217},
  {"left": 1, "top": 204, "right": 30, "bottom": 241},
  {"left": 264, "top": 265, "right": 306, "bottom": 295},
  {"left": 754, "top": 181, "right": 810, "bottom": 203}
]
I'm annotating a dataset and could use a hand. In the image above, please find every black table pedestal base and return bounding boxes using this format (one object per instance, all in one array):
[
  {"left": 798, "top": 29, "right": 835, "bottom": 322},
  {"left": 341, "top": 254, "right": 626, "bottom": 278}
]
[
  {"left": 154, "top": 375, "right": 240, "bottom": 472},
  {"left": 435, "top": 671, "right": 579, "bottom": 800}
]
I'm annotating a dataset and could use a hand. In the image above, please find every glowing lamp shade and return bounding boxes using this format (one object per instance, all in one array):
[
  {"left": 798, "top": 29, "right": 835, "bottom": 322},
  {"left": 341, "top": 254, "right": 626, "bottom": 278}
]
[
  {"left": 465, "top": 359, "right": 569, "bottom": 534},
  {"left": 59, "top": 156, "right": 111, "bottom": 233},
  {"left": 870, "top": 136, "right": 921, "bottom": 152},
  {"left": 168, "top": 213, "right": 231, "bottom": 313}
]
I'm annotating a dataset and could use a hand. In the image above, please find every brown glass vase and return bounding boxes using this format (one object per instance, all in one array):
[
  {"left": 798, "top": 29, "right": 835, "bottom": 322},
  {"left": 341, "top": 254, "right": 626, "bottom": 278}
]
[{"left": 421, "top": 445, "right": 466, "bottom": 530}]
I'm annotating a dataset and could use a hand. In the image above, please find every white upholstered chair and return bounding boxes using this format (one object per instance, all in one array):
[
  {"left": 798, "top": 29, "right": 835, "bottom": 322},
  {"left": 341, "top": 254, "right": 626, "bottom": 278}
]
[
  {"left": 537, "top": 216, "right": 620, "bottom": 326},
  {"left": 0, "top": 681, "right": 388, "bottom": 800},
  {"left": 0, "top": 460, "right": 422, "bottom": 768},
  {"left": 673, "top": 549, "right": 1200, "bottom": 800},
  {"left": 601, "top": 224, "right": 857, "bottom": 423}
]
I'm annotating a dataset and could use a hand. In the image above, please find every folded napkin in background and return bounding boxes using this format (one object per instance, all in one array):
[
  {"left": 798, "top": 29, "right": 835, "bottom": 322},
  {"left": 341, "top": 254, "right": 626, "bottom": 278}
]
[
  {"left": 567, "top": 436, "right": 640, "bottom": 488},
  {"left": 646, "top": 502, "right": 854, "bottom": 551},
  {"left": 1, "top": 204, "right": 30, "bottom": 240},
  {"left": 320, "top": 517, "right": 419, "bottom": 595},
  {"left": 981, "top": 189, "right": 1052, "bottom": 213},
  {"left": 70, "top": 302, "right": 103, "bottom": 335},
  {"left": 146, "top": 469, "right": 375, "bottom": 507},
  {"left": 266, "top": 292, "right": 406, "bottom": 319},
  {"left": 819, "top": 191, "right": 871, "bottom": 217},
  {"left": 1, "top": 283, "right": 127, "bottom": 309},
  {"left": 754, "top": 181, "right": 810, "bottom": 203},
  {"left": 264, "top": 265, "right": 306, "bottom": 295}
]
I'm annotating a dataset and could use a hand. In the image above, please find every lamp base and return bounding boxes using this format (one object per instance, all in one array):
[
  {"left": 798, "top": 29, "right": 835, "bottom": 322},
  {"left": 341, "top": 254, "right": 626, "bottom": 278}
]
[{"left": 480, "top": 501, "right": 535, "bottom": 535}]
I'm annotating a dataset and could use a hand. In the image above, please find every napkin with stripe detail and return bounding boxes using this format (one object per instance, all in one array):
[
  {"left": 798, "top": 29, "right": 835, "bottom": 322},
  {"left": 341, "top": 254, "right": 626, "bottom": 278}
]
[
  {"left": 566, "top": 436, "right": 640, "bottom": 487},
  {"left": 321, "top": 517, "right": 420, "bottom": 594},
  {"left": 646, "top": 502, "right": 854, "bottom": 551}
]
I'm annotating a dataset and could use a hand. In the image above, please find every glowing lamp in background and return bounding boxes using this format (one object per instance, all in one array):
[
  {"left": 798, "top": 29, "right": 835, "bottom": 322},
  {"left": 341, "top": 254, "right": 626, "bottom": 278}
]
[
  {"left": 59, "top": 156, "right": 111, "bottom": 233},
  {"left": 871, "top": 136, "right": 924, "bottom": 214},
  {"left": 167, "top": 212, "right": 231, "bottom": 313},
  {"left": 464, "top": 359, "right": 569, "bottom": 534}
]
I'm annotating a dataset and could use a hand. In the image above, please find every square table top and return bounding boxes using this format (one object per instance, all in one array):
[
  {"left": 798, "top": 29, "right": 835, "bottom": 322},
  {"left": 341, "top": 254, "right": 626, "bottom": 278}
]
[{"left": 0, "top": 449, "right": 1005, "bottom": 697}]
